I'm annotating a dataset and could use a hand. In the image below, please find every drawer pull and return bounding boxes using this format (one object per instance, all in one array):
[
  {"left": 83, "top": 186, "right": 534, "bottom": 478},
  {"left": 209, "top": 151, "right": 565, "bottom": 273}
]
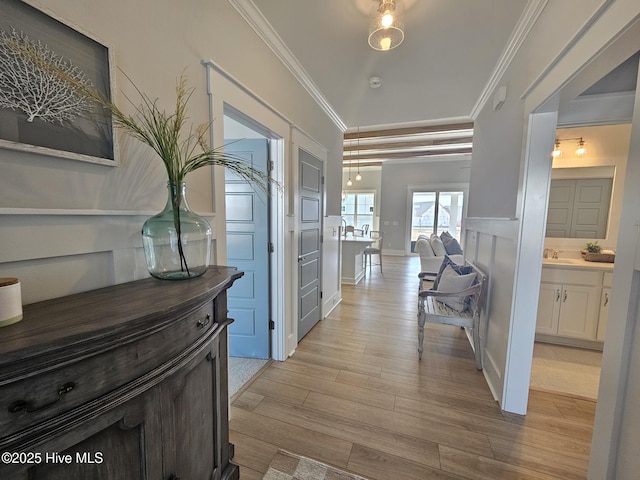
[
  {"left": 604, "top": 293, "right": 609, "bottom": 307},
  {"left": 8, "top": 382, "right": 76, "bottom": 414},
  {"left": 563, "top": 290, "right": 568, "bottom": 303},
  {"left": 197, "top": 314, "right": 211, "bottom": 329}
]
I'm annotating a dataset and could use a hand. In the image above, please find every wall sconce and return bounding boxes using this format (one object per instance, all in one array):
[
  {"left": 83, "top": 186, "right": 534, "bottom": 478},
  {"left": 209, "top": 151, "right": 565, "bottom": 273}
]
[{"left": 551, "top": 137, "right": 586, "bottom": 158}]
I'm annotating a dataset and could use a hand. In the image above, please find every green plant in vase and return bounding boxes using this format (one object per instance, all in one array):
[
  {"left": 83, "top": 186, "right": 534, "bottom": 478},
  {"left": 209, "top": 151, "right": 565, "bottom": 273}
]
[
  {"left": 585, "top": 241, "right": 602, "bottom": 254},
  {"left": 3, "top": 30, "right": 275, "bottom": 279}
]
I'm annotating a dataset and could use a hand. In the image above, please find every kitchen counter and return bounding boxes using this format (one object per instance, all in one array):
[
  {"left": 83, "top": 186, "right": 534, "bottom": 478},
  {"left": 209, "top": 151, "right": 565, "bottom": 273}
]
[{"left": 341, "top": 237, "right": 373, "bottom": 285}]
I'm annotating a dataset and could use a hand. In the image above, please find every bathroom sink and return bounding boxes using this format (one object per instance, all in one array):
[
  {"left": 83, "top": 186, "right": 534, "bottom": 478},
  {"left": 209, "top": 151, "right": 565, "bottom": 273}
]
[{"left": 543, "top": 258, "right": 584, "bottom": 265}]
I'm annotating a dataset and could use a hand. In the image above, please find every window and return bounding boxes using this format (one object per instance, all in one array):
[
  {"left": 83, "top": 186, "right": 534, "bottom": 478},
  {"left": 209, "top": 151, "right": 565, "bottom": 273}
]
[
  {"left": 341, "top": 192, "right": 375, "bottom": 230},
  {"left": 411, "top": 190, "right": 464, "bottom": 241}
]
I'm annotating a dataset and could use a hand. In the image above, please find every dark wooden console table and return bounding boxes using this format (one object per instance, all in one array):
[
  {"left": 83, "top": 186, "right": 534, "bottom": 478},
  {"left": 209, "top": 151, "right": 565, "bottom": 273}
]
[{"left": 0, "top": 266, "right": 242, "bottom": 480}]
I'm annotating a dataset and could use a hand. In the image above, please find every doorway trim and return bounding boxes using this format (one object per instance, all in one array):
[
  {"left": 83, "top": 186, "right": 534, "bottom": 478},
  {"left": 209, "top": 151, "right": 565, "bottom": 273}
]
[
  {"left": 405, "top": 183, "right": 468, "bottom": 255},
  {"left": 203, "top": 60, "right": 291, "bottom": 361}
]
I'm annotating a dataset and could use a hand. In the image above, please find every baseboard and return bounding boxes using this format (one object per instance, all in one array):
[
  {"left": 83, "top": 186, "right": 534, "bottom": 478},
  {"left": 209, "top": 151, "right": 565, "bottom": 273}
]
[
  {"left": 322, "top": 292, "right": 342, "bottom": 318},
  {"left": 535, "top": 334, "right": 604, "bottom": 351}
]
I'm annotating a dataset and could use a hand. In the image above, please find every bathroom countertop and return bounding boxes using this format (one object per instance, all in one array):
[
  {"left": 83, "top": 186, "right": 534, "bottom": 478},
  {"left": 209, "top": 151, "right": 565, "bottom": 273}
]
[{"left": 542, "top": 257, "right": 615, "bottom": 270}]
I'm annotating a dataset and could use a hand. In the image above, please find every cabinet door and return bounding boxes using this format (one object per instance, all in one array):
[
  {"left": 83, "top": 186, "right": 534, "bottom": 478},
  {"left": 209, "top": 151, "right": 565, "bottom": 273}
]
[
  {"left": 557, "top": 285, "right": 600, "bottom": 339},
  {"left": 6, "top": 390, "right": 163, "bottom": 480},
  {"left": 536, "top": 283, "right": 562, "bottom": 334},
  {"left": 597, "top": 287, "right": 611, "bottom": 341},
  {"left": 160, "top": 338, "right": 221, "bottom": 480}
]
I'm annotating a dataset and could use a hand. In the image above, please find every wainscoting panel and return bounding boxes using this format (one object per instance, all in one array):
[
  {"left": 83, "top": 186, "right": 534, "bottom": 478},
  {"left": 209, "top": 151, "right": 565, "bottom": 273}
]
[
  {"left": 464, "top": 218, "right": 519, "bottom": 407},
  {"left": 0, "top": 209, "right": 216, "bottom": 304}
]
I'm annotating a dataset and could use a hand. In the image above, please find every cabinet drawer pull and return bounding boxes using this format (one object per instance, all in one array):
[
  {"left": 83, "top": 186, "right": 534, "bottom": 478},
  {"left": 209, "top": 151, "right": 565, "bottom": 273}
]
[
  {"left": 556, "top": 289, "right": 560, "bottom": 302},
  {"left": 604, "top": 293, "right": 609, "bottom": 307},
  {"left": 8, "top": 382, "right": 76, "bottom": 414},
  {"left": 563, "top": 290, "right": 568, "bottom": 303},
  {"left": 197, "top": 314, "right": 211, "bottom": 328}
]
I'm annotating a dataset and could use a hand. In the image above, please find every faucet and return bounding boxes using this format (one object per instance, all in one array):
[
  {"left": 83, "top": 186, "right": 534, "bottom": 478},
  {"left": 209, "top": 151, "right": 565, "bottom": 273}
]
[
  {"left": 543, "top": 248, "right": 552, "bottom": 259},
  {"left": 552, "top": 250, "right": 559, "bottom": 259}
]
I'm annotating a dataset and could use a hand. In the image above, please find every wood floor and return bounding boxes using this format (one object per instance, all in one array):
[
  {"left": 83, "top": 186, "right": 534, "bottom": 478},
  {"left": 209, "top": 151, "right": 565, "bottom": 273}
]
[{"left": 229, "top": 255, "right": 595, "bottom": 480}]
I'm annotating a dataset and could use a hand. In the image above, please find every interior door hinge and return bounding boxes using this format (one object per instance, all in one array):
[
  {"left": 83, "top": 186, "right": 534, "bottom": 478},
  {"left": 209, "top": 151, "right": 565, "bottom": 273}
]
[
  {"left": 321, "top": 176, "right": 325, "bottom": 185},
  {"left": 320, "top": 234, "right": 324, "bottom": 243},
  {"left": 268, "top": 160, "right": 275, "bottom": 172},
  {"left": 320, "top": 291, "right": 323, "bottom": 299},
  {"left": 269, "top": 319, "right": 275, "bottom": 330},
  {"left": 268, "top": 242, "right": 275, "bottom": 253}
]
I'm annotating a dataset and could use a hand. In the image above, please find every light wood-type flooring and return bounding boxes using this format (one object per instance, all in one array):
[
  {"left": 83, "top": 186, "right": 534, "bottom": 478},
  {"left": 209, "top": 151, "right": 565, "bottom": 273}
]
[{"left": 229, "top": 255, "right": 596, "bottom": 480}]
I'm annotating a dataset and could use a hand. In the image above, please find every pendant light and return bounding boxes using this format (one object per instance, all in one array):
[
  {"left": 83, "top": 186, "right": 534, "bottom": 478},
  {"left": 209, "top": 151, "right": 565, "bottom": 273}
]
[
  {"left": 355, "top": 127, "right": 362, "bottom": 181},
  {"left": 369, "top": 0, "right": 405, "bottom": 51},
  {"left": 346, "top": 138, "right": 353, "bottom": 186}
]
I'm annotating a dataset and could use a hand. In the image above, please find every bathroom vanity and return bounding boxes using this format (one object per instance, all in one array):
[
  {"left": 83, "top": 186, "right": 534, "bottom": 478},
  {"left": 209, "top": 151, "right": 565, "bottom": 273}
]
[{"left": 536, "top": 258, "right": 614, "bottom": 349}]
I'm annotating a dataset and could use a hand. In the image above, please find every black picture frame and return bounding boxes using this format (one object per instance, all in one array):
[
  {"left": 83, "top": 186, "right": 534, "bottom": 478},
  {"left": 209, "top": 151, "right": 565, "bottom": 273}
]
[{"left": 0, "top": 0, "right": 116, "bottom": 165}]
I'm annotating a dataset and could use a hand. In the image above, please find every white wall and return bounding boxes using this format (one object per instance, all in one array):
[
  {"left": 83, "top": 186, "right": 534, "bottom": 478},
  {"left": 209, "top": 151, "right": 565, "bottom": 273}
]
[
  {"left": 0, "top": 0, "right": 343, "bottom": 304},
  {"left": 590, "top": 57, "right": 640, "bottom": 480},
  {"left": 467, "top": 0, "right": 640, "bottom": 476},
  {"left": 465, "top": 0, "right": 638, "bottom": 413}
]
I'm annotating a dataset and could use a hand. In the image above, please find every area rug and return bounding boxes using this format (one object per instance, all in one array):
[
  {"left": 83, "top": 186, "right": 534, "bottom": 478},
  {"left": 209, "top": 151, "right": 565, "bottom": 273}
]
[{"left": 262, "top": 450, "right": 369, "bottom": 480}]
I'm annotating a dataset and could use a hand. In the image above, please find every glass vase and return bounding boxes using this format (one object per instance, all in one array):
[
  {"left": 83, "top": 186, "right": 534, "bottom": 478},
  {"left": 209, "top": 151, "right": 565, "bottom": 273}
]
[{"left": 142, "top": 182, "right": 212, "bottom": 280}]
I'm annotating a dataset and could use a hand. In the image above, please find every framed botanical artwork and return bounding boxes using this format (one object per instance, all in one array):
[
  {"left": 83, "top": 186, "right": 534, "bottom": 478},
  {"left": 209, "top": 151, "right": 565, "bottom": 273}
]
[{"left": 0, "top": 0, "right": 117, "bottom": 165}]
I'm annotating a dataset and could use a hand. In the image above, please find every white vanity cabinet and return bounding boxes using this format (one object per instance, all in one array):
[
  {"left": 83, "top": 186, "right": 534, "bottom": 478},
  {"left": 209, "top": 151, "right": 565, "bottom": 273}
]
[
  {"left": 597, "top": 272, "right": 613, "bottom": 341},
  {"left": 536, "top": 265, "right": 610, "bottom": 345}
]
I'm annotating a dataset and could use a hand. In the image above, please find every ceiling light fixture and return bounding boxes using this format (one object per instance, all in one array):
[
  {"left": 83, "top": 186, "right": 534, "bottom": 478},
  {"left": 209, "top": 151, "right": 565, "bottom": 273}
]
[
  {"left": 551, "top": 137, "right": 587, "bottom": 158},
  {"left": 355, "top": 127, "right": 362, "bottom": 181},
  {"left": 368, "top": 0, "right": 405, "bottom": 51}
]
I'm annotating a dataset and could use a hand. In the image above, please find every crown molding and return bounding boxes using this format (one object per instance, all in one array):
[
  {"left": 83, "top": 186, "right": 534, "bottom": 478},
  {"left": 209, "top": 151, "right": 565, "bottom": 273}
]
[
  {"left": 469, "top": 0, "right": 549, "bottom": 119},
  {"left": 521, "top": 0, "right": 616, "bottom": 100},
  {"left": 227, "top": 0, "right": 347, "bottom": 132}
]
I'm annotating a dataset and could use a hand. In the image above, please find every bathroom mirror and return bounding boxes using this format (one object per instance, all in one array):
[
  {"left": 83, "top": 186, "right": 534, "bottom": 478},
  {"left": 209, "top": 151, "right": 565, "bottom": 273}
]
[{"left": 545, "top": 166, "right": 614, "bottom": 239}]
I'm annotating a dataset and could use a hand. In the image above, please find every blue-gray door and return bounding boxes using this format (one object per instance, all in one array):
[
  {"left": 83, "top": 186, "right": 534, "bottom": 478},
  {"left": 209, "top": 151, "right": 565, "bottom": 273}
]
[
  {"left": 298, "top": 149, "right": 323, "bottom": 341},
  {"left": 225, "top": 139, "right": 270, "bottom": 358}
]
